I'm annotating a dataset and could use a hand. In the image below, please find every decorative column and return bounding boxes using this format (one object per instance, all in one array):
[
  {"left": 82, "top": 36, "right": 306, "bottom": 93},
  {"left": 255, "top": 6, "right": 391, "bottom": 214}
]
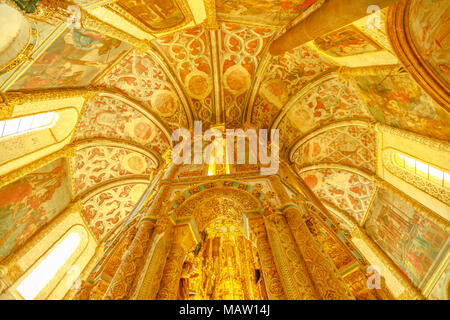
[
  {"left": 246, "top": 216, "right": 286, "bottom": 300},
  {"left": 74, "top": 221, "right": 139, "bottom": 300},
  {"left": 236, "top": 236, "right": 260, "bottom": 300},
  {"left": 268, "top": 176, "right": 354, "bottom": 300},
  {"left": 132, "top": 214, "right": 175, "bottom": 300},
  {"left": 156, "top": 224, "right": 197, "bottom": 300},
  {"left": 102, "top": 218, "right": 156, "bottom": 300},
  {"left": 262, "top": 207, "right": 320, "bottom": 300},
  {"left": 283, "top": 204, "right": 354, "bottom": 299}
]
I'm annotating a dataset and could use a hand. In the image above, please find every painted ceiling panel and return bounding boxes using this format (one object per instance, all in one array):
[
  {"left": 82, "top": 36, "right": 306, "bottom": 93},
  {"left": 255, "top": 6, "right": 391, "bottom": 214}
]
[
  {"left": 100, "top": 50, "right": 189, "bottom": 131},
  {"left": 216, "top": 0, "right": 323, "bottom": 28},
  {"left": 300, "top": 168, "right": 377, "bottom": 224},
  {"left": 10, "top": 28, "right": 130, "bottom": 90},
  {"left": 409, "top": 0, "right": 449, "bottom": 87},
  {"left": 155, "top": 26, "right": 215, "bottom": 125},
  {"left": 82, "top": 183, "right": 148, "bottom": 242},
  {"left": 73, "top": 95, "right": 171, "bottom": 153},
  {"left": 220, "top": 23, "right": 276, "bottom": 127},
  {"left": 70, "top": 146, "right": 157, "bottom": 198},
  {"left": 278, "top": 77, "right": 372, "bottom": 153},
  {"left": 292, "top": 125, "right": 377, "bottom": 172},
  {"left": 352, "top": 73, "right": 450, "bottom": 141},
  {"left": 313, "top": 25, "right": 382, "bottom": 58},
  {"left": 252, "top": 44, "right": 335, "bottom": 128}
]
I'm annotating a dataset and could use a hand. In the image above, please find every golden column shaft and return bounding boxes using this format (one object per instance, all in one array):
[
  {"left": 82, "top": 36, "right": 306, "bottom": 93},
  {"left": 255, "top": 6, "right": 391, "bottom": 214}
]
[
  {"left": 263, "top": 211, "right": 320, "bottom": 300},
  {"left": 132, "top": 216, "right": 174, "bottom": 300},
  {"left": 156, "top": 225, "right": 195, "bottom": 300},
  {"left": 283, "top": 205, "right": 354, "bottom": 300},
  {"left": 268, "top": 175, "right": 354, "bottom": 300},
  {"left": 103, "top": 219, "right": 156, "bottom": 300},
  {"left": 247, "top": 217, "right": 286, "bottom": 300}
]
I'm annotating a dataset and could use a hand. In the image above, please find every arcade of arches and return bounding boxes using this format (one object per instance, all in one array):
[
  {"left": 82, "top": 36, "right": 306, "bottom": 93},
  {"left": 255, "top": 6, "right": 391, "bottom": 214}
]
[{"left": 0, "top": 0, "right": 448, "bottom": 300}]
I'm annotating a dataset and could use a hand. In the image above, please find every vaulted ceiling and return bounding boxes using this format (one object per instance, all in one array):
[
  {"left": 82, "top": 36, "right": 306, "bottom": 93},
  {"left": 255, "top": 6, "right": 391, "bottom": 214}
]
[{"left": 1, "top": 0, "right": 449, "bottom": 245}]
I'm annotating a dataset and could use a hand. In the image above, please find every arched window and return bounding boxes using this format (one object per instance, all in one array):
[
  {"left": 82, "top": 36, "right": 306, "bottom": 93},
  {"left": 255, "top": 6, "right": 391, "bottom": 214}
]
[
  {"left": 16, "top": 232, "right": 80, "bottom": 300},
  {"left": 11, "top": 225, "right": 89, "bottom": 300},
  {"left": 0, "top": 112, "right": 58, "bottom": 138},
  {"left": 393, "top": 152, "right": 449, "bottom": 189}
]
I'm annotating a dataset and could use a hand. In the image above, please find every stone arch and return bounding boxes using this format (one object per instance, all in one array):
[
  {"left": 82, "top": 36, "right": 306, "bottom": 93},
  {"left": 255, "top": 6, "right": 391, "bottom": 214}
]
[{"left": 170, "top": 180, "right": 265, "bottom": 232}]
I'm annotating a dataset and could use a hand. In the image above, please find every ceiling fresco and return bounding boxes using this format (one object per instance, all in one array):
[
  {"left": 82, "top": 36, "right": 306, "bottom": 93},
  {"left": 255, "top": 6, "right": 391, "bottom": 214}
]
[
  {"left": 154, "top": 26, "right": 215, "bottom": 125},
  {"left": 100, "top": 50, "right": 189, "bottom": 131},
  {"left": 70, "top": 146, "right": 157, "bottom": 198},
  {"left": 291, "top": 125, "right": 377, "bottom": 173},
  {"left": 409, "top": 0, "right": 449, "bottom": 87},
  {"left": 313, "top": 25, "right": 382, "bottom": 58},
  {"left": 276, "top": 76, "right": 372, "bottom": 153},
  {"left": 1, "top": 1, "right": 448, "bottom": 291},
  {"left": 10, "top": 28, "right": 131, "bottom": 90},
  {"left": 81, "top": 183, "right": 149, "bottom": 242},
  {"left": 114, "top": 0, "right": 187, "bottom": 31},
  {"left": 352, "top": 73, "right": 450, "bottom": 141},
  {"left": 252, "top": 44, "right": 335, "bottom": 128},
  {"left": 73, "top": 95, "right": 171, "bottom": 154},
  {"left": 215, "top": 0, "right": 323, "bottom": 28},
  {"left": 300, "top": 168, "right": 377, "bottom": 224}
]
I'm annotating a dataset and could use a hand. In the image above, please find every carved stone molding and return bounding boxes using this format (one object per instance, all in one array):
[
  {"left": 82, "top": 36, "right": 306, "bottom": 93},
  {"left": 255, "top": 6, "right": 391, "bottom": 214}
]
[
  {"left": 2, "top": 86, "right": 100, "bottom": 107},
  {"left": 382, "top": 149, "right": 450, "bottom": 204},
  {"left": 337, "top": 64, "right": 405, "bottom": 81},
  {"left": 375, "top": 123, "right": 450, "bottom": 152},
  {"left": 387, "top": 0, "right": 449, "bottom": 111}
]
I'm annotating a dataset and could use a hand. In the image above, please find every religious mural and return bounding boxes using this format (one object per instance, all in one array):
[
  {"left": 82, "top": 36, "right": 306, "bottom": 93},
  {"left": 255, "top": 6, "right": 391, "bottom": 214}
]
[
  {"left": 365, "top": 186, "right": 449, "bottom": 286},
  {"left": 216, "top": 0, "right": 322, "bottom": 27},
  {"left": 10, "top": 28, "right": 130, "bottom": 90},
  {"left": 352, "top": 73, "right": 450, "bottom": 141},
  {"left": 313, "top": 25, "right": 382, "bottom": 57},
  {"left": 115, "top": 0, "right": 186, "bottom": 31},
  {"left": 0, "top": 158, "right": 71, "bottom": 260},
  {"left": 409, "top": 0, "right": 450, "bottom": 87}
]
